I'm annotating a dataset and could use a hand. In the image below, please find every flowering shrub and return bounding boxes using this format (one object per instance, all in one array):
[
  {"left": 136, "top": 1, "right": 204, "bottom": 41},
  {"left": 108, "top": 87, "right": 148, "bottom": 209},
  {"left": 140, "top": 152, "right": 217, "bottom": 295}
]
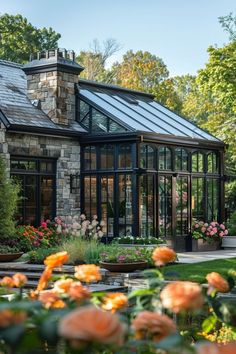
[
  {"left": 192, "top": 221, "right": 228, "bottom": 243},
  {"left": 0, "top": 248, "right": 236, "bottom": 353},
  {"left": 54, "top": 214, "right": 104, "bottom": 241},
  {"left": 16, "top": 224, "right": 58, "bottom": 251},
  {"left": 100, "top": 246, "right": 151, "bottom": 263}
]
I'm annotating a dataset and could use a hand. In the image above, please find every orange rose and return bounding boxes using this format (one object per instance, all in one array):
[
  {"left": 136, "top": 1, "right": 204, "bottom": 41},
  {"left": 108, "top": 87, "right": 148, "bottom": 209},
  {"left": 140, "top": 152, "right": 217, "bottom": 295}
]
[
  {"left": 160, "top": 281, "right": 204, "bottom": 313},
  {"left": 132, "top": 311, "right": 177, "bottom": 342},
  {"left": 58, "top": 306, "right": 126, "bottom": 348},
  {"left": 12, "top": 273, "right": 28, "bottom": 287},
  {"left": 0, "top": 309, "right": 27, "bottom": 328},
  {"left": 206, "top": 272, "right": 229, "bottom": 294},
  {"left": 196, "top": 342, "right": 236, "bottom": 354},
  {"left": 152, "top": 247, "right": 177, "bottom": 266},
  {"left": 44, "top": 251, "right": 69, "bottom": 269},
  {"left": 53, "top": 278, "right": 74, "bottom": 293},
  {"left": 36, "top": 267, "right": 53, "bottom": 292},
  {"left": 102, "top": 293, "right": 128, "bottom": 313},
  {"left": 67, "top": 282, "right": 91, "bottom": 302},
  {"left": 0, "top": 276, "right": 15, "bottom": 288},
  {"left": 74, "top": 264, "right": 102, "bottom": 283},
  {"left": 39, "top": 290, "right": 66, "bottom": 309}
]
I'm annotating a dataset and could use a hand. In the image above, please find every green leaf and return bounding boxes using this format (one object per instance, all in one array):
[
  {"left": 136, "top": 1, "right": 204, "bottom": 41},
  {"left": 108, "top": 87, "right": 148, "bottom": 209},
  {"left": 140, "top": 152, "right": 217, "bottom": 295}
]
[
  {"left": 154, "top": 333, "right": 183, "bottom": 350},
  {"left": 202, "top": 315, "right": 217, "bottom": 333},
  {"left": 128, "top": 289, "right": 154, "bottom": 299},
  {"left": 0, "top": 324, "right": 25, "bottom": 347}
]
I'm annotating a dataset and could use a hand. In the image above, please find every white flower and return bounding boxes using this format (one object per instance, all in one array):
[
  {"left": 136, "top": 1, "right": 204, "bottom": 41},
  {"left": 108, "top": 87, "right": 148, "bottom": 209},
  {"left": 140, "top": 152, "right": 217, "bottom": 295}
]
[
  {"left": 100, "top": 220, "right": 105, "bottom": 227},
  {"left": 98, "top": 230, "right": 103, "bottom": 237},
  {"left": 80, "top": 214, "right": 86, "bottom": 220}
]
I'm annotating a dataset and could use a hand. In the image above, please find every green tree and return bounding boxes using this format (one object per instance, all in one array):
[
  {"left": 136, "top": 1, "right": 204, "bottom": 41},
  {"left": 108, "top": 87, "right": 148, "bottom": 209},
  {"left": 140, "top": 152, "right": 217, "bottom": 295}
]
[
  {"left": 219, "top": 12, "right": 236, "bottom": 42},
  {"left": 0, "top": 14, "right": 61, "bottom": 63}
]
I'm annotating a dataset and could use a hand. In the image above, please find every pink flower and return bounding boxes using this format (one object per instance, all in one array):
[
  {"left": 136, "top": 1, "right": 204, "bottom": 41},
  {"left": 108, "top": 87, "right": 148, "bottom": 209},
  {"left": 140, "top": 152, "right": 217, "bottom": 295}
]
[
  {"left": 210, "top": 222, "right": 216, "bottom": 227},
  {"left": 219, "top": 232, "right": 224, "bottom": 237},
  {"left": 212, "top": 228, "right": 217, "bottom": 233},
  {"left": 210, "top": 231, "right": 215, "bottom": 236},
  {"left": 117, "top": 256, "right": 126, "bottom": 263},
  {"left": 195, "top": 224, "right": 199, "bottom": 228},
  {"left": 224, "top": 230, "right": 228, "bottom": 235},
  {"left": 220, "top": 224, "right": 225, "bottom": 230},
  {"left": 201, "top": 227, "right": 206, "bottom": 232},
  {"left": 41, "top": 222, "right": 47, "bottom": 228}
]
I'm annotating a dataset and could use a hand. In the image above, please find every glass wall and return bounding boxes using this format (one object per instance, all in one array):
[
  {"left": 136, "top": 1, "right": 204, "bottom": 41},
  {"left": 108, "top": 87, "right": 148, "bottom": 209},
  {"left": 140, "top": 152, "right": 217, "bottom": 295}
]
[{"left": 81, "top": 143, "right": 222, "bottom": 246}]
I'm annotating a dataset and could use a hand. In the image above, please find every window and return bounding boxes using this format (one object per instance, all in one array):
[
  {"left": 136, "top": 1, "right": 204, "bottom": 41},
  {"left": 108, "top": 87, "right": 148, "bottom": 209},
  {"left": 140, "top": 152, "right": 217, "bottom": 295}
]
[
  {"left": 11, "top": 158, "right": 56, "bottom": 226},
  {"left": 84, "top": 175, "right": 97, "bottom": 219},
  {"left": 101, "top": 176, "right": 114, "bottom": 237},
  {"left": 191, "top": 177, "right": 204, "bottom": 220},
  {"left": 176, "top": 176, "right": 188, "bottom": 236},
  {"left": 100, "top": 144, "right": 114, "bottom": 170},
  {"left": 159, "top": 176, "right": 172, "bottom": 237},
  {"left": 207, "top": 178, "right": 219, "bottom": 221},
  {"left": 192, "top": 152, "right": 204, "bottom": 172},
  {"left": 91, "top": 109, "right": 108, "bottom": 132},
  {"left": 207, "top": 152, "right": 218, "bottom": 173},
  {"left": 118, "top": 144, "right": 132, "bottom": 169},
  {"left": 84, "top": 146, "right": 96, "bottom": 170},
  {"left": 175, "top": 148, "right": 188, "bottom": 171},
  {"left": 140, "top": 145, "right": 155, "bottom": 169},
  {"left": 140, "top": 175, "right": 154, "bottom": 237},
  {"left": 118, "top": 175, "right": 133, "bottom": 236},
  {"left": 158, "top": 147, "right": 172, "bottom": 170}
]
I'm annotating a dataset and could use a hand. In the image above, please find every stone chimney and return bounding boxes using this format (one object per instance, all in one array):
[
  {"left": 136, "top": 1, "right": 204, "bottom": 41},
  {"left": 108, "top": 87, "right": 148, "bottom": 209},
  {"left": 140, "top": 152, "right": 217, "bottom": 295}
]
[{"left": 22, "top": 49, "right": 84, "bottom": 125}]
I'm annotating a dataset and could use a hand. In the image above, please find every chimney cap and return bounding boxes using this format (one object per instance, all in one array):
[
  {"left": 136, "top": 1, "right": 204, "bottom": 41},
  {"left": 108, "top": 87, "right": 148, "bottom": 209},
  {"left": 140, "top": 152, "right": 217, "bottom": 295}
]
[{"left": 23, "top": 48, "right": 84, "bottom": 75}]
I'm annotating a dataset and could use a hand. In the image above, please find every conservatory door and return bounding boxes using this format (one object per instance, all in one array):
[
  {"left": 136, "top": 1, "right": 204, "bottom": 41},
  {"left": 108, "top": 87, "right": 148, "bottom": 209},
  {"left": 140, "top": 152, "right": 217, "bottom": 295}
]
[{"left": 174, "top": 175, "right": 190, "bottom": 251}]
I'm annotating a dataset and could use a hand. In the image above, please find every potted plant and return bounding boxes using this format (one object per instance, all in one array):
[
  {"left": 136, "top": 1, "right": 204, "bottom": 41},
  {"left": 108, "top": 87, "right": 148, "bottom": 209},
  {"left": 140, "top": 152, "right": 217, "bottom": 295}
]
[
  {"left": 192, "top": 220, "right": 228, "bottom": 251},
  {"left": 222, "top": 211, "right": 236, "bottom": 249},
  {"left": 114, "top": 236, "right": 166, "bottom": 249},
  {"left": 0, "top": 156, "right": 21, "bottom": 260},
  {"left": 99, "top": 246, "right": 150, "bottom": 272}
]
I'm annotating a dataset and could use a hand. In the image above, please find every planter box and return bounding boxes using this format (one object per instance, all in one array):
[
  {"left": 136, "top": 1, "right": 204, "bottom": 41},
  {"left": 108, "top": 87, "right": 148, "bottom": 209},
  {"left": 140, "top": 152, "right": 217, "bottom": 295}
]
[
  {"left": 99, "top": 261, "right": 148, "bottom": 272},
  {"left": 192, "top": 239, "right": 221, "bottom": 252},
  {"left": 222, "top": 236, "right": 236, "bottom": 250}
]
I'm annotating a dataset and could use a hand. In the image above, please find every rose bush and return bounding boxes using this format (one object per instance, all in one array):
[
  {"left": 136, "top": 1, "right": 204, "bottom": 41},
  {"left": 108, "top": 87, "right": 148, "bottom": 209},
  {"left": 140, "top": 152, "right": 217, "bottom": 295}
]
[{"left": 0, "top": 248, "right": 235, "bottom": 353}]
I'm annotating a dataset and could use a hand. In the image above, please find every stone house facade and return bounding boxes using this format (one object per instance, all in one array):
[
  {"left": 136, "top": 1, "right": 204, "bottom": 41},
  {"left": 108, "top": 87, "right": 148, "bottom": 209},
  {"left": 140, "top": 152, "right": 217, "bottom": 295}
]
[{"left": 0, "top": 48, "right": 225, "bottom": 251}]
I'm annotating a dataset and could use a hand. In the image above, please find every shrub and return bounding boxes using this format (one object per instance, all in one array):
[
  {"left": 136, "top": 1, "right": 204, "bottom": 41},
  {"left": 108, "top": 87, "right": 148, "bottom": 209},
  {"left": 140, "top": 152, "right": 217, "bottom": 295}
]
[
  {"left": 0, "top": 156, "right": 19, "bottom": 240},
  {"left": 192, "top": 220, "right": 228, "bottom": 242},
  {"left": 115, "top": 235, "right": 164, "bottom": 245},
  {"left": 100, "top": 246, "right": 152, "bottom": 263},
  {"left": 227, "top": 211, "right": 236, "bottom": 235}
]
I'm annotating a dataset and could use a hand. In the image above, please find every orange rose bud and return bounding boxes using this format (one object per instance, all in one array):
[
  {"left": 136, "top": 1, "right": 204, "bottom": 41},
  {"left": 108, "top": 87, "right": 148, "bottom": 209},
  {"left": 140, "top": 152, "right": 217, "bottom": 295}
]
[
  {"left": 0, "top": 309, "right": 27, "bottom": 328},
  {"left": 53, "top": 278, "right": 74, "bottom": 293},
  {"left": 132, "top": 311, "right": 177, "bottom": 342},
  {"left": 206, "top": 272, "right": 229, "bottom": 294},
  {"left": 58, "top": 306, "right": 126, "bottom": 348},
  {"left": 0, "top": 276, "right": 15, "bottom": 288},
  {"left": 12, "top": 273, "right": 28, "bottom": 287},
  {"left": 44, "top": 251, "right": 69, "bottom": 269},
  {"left": 152, "top": 247, "right": 176, "bottom": 266},
  {"left": 74, "top": 264, "right": 102, "bottom": 283},
  {"left": 160, "top": 281, "right": 204, "bottom": 313},
  {"left": 67, "top": 282, "right": 91, "bottom": 302},
  {"left": 102, "top": 293, "right": 128, "bottom": 313},
  {"left": 39, "top": 290, "right": 66, "bottom": 309}
]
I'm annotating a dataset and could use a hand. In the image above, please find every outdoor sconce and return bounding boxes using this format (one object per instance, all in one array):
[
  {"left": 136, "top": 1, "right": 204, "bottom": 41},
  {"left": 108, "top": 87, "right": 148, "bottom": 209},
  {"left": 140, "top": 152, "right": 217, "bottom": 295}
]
[{"left": 70, "top": 173, "right": 80, "bottom": 193}]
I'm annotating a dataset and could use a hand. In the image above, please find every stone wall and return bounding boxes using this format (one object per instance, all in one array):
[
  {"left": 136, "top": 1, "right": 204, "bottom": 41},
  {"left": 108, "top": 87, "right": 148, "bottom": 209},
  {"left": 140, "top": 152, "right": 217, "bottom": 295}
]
[
  {"left": 0, "top": 128, "right": 80, "bottom": 216},
  {"left": 26, "top": 71, "right": 78, "bottom": 126}
]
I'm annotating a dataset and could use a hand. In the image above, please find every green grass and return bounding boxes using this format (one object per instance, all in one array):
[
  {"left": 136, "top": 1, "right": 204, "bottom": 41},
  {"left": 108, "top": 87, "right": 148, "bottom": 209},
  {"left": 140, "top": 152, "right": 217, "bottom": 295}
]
[{"left": 164, "top": 258, "right": 236, "bottom": 283}]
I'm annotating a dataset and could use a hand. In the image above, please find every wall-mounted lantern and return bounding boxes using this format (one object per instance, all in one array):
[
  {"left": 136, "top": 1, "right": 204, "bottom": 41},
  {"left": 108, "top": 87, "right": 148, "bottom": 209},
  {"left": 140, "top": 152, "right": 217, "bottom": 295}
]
[{"left": 70, "top": 173, "right": 80, "bottom": 193}]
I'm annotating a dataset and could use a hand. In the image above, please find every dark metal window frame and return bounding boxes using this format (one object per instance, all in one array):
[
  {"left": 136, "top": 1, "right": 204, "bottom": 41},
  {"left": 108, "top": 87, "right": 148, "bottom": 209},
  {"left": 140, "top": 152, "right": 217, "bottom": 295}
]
[{"left": 10, "top": 156, "right": 56, "bottom": 226}]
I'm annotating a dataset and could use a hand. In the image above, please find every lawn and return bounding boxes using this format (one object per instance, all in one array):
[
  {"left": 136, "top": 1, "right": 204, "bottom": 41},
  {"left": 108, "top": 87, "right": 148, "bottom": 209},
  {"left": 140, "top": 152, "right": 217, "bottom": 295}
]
[{"left": 164, "top": 258, "right": 236, "bottom": 283}]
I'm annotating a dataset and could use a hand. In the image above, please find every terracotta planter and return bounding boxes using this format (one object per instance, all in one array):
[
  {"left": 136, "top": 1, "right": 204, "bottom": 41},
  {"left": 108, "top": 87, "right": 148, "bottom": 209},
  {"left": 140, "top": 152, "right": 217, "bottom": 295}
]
[
  {"left": 99, "top": 261, "right": 148, "bottom": 272},
  {"left": 0, "top": 252, "right": 23, "bottom": 262},
  {"left": 192, "top": 239, "right": 221, "bottom": 252}
]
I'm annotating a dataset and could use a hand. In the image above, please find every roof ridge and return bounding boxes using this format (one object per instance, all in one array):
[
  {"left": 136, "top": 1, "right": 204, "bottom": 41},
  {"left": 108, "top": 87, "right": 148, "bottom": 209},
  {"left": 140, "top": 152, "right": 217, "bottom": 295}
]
[
  {"left": 78, "top": 78, "right": 154, "bottom": 99},
  {"left": 0, "top": 59, "right": 23, "bottom": 68}
]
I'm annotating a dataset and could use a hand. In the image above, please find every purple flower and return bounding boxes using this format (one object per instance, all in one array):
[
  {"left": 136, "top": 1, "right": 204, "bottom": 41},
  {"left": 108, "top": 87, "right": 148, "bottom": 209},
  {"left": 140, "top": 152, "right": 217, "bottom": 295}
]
[{"left": 117, "top": 255, "right": 126, "bottom": 263}]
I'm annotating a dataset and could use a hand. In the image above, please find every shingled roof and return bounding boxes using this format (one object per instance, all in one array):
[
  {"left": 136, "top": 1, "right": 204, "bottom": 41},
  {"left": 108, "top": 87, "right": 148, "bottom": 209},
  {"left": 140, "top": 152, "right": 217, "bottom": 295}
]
[{"left": 0, "top": 60, "right": 86, "bottom": 136}]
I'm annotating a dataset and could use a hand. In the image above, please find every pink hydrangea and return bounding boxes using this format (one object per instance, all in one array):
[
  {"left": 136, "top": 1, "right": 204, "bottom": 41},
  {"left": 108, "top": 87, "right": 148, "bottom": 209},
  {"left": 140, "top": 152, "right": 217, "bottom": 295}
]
[
  {"left": 220, "top": 224, "right": 225, "bottom": 230},
  {"left": 219, "top": 232, "right": 224, "bottom": 237}
]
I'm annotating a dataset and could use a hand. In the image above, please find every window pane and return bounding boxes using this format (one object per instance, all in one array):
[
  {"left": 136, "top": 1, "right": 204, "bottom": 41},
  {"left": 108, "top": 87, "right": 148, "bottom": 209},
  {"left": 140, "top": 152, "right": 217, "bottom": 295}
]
[
  {"left": 158, "top": 147, "right": 171, "bottom": 170},
  {"left": 192, "top": 152, "right": 204, "bottom": 172},
  {"left": 175, "top": 148, "right": 188, "bottom": 171},
  {"left": 84, "top": 146, "right": 96, "bottom": 170},
  {"left": 140, "top": 175, "right": 154, "bottom": 237},
  {"left": 84, "top": 176, "right": 97, "bottom": 219},
  {"left": 41, "top": 177, "right": 53, "bottom": 221},
  {"left": 118, "top": 174, "right": 132, "bottom": 236},
  {"left": 140, "top": 145, "right": 155, "bottom": 169},
  {"left": 109, "top": 119, "right": 126, "bottom": 132},
  {"left": 91, "top": 108, "right": 108, "bottom": 132},
  {"left": 11, "top": 160, "right": 37, "bottom": 171},
  {"left": 100, "top": 144, "right": 114, "bottom": 170},
  {"left": 118, "top": 144, "right": 132, "bottom": 169},
  {"left": 101, "top": 176, "right": 114, "bottom": 237},
  {"left": 25, "top": 175, "right": 37, "bottom": 225},
  {"left": 192, "top": 177, "right": 204, "bottom": 220},
  {"left": 40, "top": 162, "right": 53, "bottom": 173},
  {"left": 207, "top": 152, "right": 218, "bottom": 173},
  {"left": 176, "top": 177, "right": 188, "bottom": 236},
  {"left": 80, "top": 100, "right": 90, "bottom": 121},
  {"left": 159, "top": 176, "right": 172, "bottom": 237},
  {"left": 207, "top": 178, "right": 219, "bottom": 221}
]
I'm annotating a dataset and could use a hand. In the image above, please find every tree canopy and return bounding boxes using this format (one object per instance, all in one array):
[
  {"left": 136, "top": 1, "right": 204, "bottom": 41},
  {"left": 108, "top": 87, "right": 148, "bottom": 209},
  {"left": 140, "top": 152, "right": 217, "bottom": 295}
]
[{"left": 0, "top": 14, "right": 61, "bottom": 63}]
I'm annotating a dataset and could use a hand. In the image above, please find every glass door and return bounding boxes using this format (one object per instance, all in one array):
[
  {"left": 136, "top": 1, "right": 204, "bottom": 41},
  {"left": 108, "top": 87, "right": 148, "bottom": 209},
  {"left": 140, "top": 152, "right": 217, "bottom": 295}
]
[
  {"left": 175, "top": 175, "right": 190, "bottom": 251},
  {"left": 158, "top": 175, "right": 172, "bottom": 241}
]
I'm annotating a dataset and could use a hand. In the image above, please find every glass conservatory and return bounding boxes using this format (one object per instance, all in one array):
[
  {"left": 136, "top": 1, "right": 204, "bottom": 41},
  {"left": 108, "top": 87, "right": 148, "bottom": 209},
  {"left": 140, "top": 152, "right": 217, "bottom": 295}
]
[{"left": 77, "top": 80, "right": 225, "bottom": 251}]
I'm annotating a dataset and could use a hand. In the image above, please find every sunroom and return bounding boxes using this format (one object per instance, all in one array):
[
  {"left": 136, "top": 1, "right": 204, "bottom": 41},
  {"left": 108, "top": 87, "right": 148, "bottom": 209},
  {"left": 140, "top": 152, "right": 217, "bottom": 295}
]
[{"left": 77, "top": 80, "right": 225, "bottom": 252}]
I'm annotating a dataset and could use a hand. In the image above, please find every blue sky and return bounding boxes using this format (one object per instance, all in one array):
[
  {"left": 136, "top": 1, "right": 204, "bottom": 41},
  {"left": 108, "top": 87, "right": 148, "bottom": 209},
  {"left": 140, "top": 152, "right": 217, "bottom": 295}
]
[{"left": 0, "top": 0, "right": 235, "bottom": 76}]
